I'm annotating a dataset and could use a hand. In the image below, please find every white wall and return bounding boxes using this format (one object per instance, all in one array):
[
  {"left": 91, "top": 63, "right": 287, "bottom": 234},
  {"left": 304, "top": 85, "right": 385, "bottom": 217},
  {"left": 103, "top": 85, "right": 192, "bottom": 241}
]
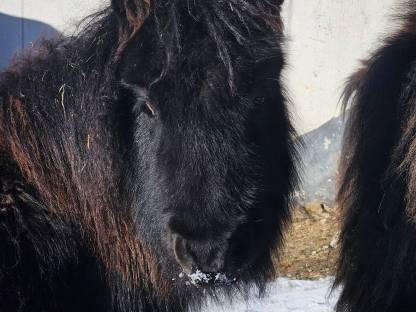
[
  {"left": 0, "top": 0, "right": 403, "bottom": 133},
  {"left": 282, "top": 0, "right": 400, "bottom": 133}
]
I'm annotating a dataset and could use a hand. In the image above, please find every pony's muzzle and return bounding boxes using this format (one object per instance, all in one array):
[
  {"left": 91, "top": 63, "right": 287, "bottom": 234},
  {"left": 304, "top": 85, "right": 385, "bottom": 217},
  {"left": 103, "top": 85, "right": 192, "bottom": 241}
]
[{"left": 172, "top": 234, "right": 228, "bottom": 274}]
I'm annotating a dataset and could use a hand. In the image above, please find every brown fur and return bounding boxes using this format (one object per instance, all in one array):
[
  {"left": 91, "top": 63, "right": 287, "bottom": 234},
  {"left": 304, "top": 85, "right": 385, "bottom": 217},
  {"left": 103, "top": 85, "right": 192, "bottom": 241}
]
[{"left": 0, "top": 87, "right": 165, "bottom": 300}]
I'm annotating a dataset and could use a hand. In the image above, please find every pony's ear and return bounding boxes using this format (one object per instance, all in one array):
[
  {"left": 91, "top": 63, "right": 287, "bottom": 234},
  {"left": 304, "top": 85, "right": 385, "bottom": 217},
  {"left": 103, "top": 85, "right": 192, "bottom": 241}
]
[{"left": 111, "top": 0, "right": 152, "bottom": 57}]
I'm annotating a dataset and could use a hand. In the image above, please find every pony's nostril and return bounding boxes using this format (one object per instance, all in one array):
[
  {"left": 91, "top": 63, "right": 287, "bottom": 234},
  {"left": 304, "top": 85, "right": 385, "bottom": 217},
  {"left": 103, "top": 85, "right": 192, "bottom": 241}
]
[
  {"left": 172, "top": 234, "right": 227, "bottom": 273},
  {"left": 173, "top": 235, "right": 194, "bottom": 274}
]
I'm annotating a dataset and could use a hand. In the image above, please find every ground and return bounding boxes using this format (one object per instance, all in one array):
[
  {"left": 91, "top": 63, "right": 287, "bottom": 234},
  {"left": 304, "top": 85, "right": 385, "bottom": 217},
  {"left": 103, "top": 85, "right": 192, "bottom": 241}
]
[
  {"left": 278, "top": 203, "right": 339, "bottom": 279},
  {"left": 204, "top": 278, "right": 339, "bottom": 312}
]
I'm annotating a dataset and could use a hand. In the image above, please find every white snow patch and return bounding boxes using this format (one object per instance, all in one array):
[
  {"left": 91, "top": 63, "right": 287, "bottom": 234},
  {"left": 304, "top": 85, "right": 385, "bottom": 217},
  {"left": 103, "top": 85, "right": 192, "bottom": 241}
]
[
  {"left": 188, "top": 270, "right": 212, "bottom": 285},
  {"left": 214, "top": 273, "right": 237, "bottom": 285},
  {"left": 181, "top": 270, "right": 237, "bottom": 286},
  {"left": 323, "top": 136, "right": 332, "bottom": 150},
  {"left": 203, "top": 277, "right": 339, "bottom": 312},
  {"left": 330, "top": 233, "right": 340, "bottom": 249}
]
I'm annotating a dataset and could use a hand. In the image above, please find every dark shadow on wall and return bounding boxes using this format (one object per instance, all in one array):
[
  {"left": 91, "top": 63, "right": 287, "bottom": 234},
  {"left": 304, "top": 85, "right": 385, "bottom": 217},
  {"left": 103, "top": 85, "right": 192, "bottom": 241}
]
[{"left": 0, "top": 12, "right": 59, "bottom": 69}]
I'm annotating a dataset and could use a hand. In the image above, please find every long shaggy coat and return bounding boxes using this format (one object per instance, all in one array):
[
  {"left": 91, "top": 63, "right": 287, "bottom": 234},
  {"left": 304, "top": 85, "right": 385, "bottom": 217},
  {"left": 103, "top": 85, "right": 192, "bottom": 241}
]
[{"left": 336, "top": 2, "right": 416, "bottom": 311}]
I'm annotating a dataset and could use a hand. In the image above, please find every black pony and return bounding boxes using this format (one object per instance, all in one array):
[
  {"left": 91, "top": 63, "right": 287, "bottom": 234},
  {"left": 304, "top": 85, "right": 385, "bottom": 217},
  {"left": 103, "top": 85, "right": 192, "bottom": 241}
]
[
  {"left": 336, "top": 2, "right": 416, "bottom": 311},
  {"left": 0, "top": 0, "right": 298, "bottom": 311}
]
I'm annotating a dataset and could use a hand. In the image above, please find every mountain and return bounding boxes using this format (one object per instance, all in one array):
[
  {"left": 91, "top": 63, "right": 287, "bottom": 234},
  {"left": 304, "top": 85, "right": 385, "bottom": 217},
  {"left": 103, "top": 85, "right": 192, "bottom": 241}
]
[
  {"left": 296, "top": 115, "right": 345, "bottom": 206},
  {"left": 0, "top": 12, "right": 58, "bottom": 69}
]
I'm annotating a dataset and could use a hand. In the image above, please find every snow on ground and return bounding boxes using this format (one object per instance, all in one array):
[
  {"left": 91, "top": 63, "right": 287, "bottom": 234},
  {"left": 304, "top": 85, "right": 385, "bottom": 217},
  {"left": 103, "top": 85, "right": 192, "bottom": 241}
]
[{"left": 204, "top": 277, "right": 339, "bottom": 312}]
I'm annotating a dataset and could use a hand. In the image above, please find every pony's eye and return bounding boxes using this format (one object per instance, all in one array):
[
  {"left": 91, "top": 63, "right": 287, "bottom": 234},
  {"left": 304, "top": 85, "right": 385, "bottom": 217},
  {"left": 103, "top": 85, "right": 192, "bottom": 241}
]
[{"left": 144, "top": 101, "right": 156, "bottom": 117}]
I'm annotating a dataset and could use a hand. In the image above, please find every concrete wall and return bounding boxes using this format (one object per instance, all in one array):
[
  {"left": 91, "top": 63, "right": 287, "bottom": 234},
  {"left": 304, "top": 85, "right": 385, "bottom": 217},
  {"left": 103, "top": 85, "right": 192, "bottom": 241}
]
[
  {"left": 282, "top": 0, "right": 399, "bottom": 133},
  {"left": 0, "top": 0, "right": 402, "bottom": 133}
]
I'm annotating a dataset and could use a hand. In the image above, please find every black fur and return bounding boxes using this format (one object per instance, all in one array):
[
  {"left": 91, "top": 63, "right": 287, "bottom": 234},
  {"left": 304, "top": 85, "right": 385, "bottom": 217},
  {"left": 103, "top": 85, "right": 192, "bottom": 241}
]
[
  {"left": 0, "top": 1, "right": 297, "bottom": 311},
  {"left": 336, "top": 2, "right": 416, "bottom": 311}
]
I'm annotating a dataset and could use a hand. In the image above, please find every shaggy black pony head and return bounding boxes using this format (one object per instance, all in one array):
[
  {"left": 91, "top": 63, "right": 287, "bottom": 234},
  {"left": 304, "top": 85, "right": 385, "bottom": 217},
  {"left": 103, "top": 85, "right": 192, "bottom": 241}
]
[
  {"left": 0, "top": 0, "right": 296, "bottom": 310},
  {"left": 113, "top": 0, "right": 296, "bottom": 289}
]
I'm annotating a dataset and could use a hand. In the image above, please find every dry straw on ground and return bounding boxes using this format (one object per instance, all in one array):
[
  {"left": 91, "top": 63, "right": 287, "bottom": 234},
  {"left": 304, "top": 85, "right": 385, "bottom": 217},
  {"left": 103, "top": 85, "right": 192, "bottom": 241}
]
[{"left": 277, "top": 203, "right": 339, "bottom": 280}]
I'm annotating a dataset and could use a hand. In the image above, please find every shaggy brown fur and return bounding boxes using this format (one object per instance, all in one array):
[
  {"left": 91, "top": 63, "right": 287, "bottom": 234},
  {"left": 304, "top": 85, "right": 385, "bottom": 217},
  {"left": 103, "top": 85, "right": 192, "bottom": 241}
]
[{"left": 0, "top": 49, "right": 165, "bottom": 311}]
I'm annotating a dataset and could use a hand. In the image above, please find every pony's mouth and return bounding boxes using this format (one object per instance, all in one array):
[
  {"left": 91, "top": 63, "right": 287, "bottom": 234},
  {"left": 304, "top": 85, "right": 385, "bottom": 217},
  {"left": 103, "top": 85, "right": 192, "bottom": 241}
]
[{"left": 177, "top": 270, "right": 237, "bottom": 287}]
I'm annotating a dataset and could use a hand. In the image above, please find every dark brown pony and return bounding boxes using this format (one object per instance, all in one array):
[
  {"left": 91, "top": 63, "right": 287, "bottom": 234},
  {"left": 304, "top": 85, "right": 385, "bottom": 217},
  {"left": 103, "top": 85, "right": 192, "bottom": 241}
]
[
  {"left": 336, "top": 2, "right": 416, "bottom": 311},
  {"left": 0, "top": 1, "right": 298, "bottom": 311}
]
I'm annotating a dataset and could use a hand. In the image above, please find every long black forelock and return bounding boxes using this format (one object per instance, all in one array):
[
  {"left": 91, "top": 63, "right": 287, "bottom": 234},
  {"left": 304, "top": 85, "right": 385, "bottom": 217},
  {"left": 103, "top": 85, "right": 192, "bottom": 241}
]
[
  {"left": 150, "top": 0, "right": 284, "bottom": 92},
  {"left": 61, "top": 0, "right": 283, "bottom": 95}
]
